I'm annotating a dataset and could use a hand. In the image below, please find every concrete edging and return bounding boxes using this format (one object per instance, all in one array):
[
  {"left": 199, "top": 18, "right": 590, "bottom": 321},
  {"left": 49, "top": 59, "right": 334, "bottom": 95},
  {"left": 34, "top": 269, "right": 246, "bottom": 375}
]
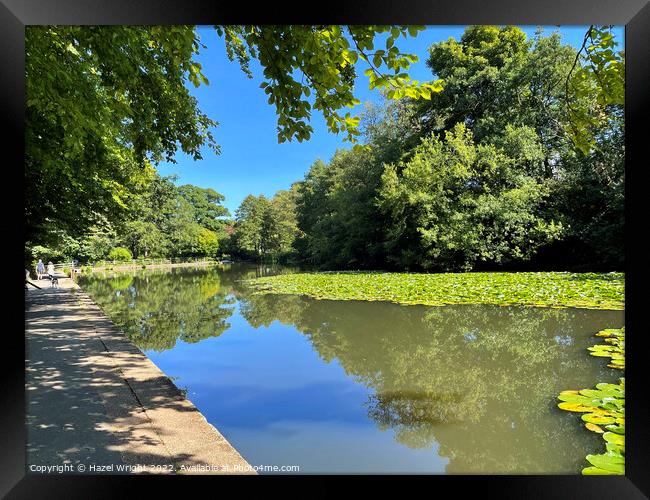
[{"left": 25, "top": 278, "right": 255, "bottom": 475}]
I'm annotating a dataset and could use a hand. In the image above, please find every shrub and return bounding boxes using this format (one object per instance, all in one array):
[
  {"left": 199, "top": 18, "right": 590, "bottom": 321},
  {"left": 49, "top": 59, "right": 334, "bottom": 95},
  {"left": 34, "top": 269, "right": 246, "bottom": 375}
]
[{"left": 107, "top": 247, "right": 133, "bottom": 262}]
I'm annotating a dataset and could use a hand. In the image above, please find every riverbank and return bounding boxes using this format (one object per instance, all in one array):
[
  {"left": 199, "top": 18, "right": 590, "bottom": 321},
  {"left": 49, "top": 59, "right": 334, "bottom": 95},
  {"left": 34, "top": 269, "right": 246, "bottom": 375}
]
[
  {"left": 245, "top": 271, "right": 625, "bottom": 310},
  {"left": 25, "top": 277, "right": 254, "bottom": 475},
  {"left": 79, "top": 259, "right": 223, "bottom": 273}
]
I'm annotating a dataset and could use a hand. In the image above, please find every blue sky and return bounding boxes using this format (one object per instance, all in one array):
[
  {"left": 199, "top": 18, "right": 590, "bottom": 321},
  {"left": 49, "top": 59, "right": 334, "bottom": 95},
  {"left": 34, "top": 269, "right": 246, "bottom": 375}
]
[{"left": 157, "top": 25, "right": 624, "bottom": 215}]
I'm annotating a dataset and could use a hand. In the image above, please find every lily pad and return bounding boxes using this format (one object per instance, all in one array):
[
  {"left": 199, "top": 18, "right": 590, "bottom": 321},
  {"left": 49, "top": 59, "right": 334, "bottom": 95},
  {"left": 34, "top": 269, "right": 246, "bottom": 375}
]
[
  {"left": 603, "top": 432, "right": 624, "bottom": 446},
  {"left": 558, "top": 402, "right": 594, "bottom": 412},
  {"left": 557, "top": 363, "right": 625, "bottom": 476},
  {"left": 585, "top": 423, "right": 604, "bottom": 433},
  {"left": 582, "top": 466, "right": 619, "bottom": 475},
  {"left": 586, "top": 453, "right": 624, "bottom": 474},
  {"left": 245, "top": 271, "right": 625, "bottom": 309},
  {"left": 605, "top": 442, "right": 624, "bottom": 454},
  {"left": 581, "top": 413, "right": 616, "bottom": 425}
]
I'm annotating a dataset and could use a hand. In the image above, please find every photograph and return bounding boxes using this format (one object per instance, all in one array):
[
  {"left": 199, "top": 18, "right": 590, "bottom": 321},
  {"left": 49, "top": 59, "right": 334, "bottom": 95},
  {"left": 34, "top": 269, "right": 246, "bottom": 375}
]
[{"left": 2, "top": 0, "right": 646, "bottom": 493}]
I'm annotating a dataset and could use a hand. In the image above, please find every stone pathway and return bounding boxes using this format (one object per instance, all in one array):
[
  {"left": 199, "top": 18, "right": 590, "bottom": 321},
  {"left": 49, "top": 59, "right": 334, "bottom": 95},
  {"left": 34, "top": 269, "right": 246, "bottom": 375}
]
[{"left": 25, "top": 279, "right": 254, "bottom": 475}]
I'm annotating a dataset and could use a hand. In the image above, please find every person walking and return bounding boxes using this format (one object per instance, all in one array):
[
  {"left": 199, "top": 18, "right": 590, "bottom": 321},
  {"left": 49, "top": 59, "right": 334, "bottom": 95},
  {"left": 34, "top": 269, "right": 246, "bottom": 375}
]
[
  {"left": 36, "top": 259, "right": 45, "bottom": 280},
  {"left": 47, "top": 261, "right": 55, "bottom": 277}
]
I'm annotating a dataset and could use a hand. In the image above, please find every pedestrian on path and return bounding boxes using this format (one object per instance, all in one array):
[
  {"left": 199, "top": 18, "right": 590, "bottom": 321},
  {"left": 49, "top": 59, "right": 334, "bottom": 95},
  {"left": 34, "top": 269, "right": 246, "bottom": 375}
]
[
  {"left": 47, "top": 261, "right": 55, "bottom": 276},
  {"left": 36, "top": 259, "right": 45, "bottom": 280}
]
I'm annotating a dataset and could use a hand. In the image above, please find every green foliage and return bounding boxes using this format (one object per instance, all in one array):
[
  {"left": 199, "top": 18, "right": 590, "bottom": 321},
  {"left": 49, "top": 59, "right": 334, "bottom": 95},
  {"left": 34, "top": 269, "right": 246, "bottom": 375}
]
[
  {"left": 27, "top": 244, "right": 62, "bottom": 263},
  {"left": 123, "top": 220, "right": 166, "bottom": 259},
  {"left": 27, "top": 24, "right": 624, "bottom": 274},
  {"left": 177, "top": 184, "right": 230, "bottom": 232},
  {"left": 76, "top": 223, "right": 117, "bottom": 262},
  {"left": 379, "top": 124, "right": 563, "bottom": 271},
  {"left": 549, "top": 107, "right": 624, "bottom": 269},
  {"left": 25, "top": 26, "right": 216, "bottom": 247},
  {"left": 232, "top": 188, "right": 301, "bottom": 261},
  {"left": 233, "top": 194, "right": 269, "bottom": 257},
  {"left": 217, "top": 25, "right": 443, "bottom": 144},
  {"left": 28, "top": 25, "right": 437, "bottom": 259},
  {"left": 295, "top": 147, "right": 387, "bottom": 268},
  {"left": 197, "top": 227, "right": 220, "bottom": 258},
  {"left": 107, "top": 247, "right": 133, "bottom": 262},
  {"left": 33, "top": 173, "right": 232, "bottom": 263},
  {"left": 422, "top": 26, "right": 574, "bottom": 154},
  {"left": 246, "top": 271, "right": 624, "bottom": 310},
  {"left": 565, "top": 26, "right": 624, "bottom": 153},
  {"left": 278, "top": 25, "right": 623, "bottom": 272}
]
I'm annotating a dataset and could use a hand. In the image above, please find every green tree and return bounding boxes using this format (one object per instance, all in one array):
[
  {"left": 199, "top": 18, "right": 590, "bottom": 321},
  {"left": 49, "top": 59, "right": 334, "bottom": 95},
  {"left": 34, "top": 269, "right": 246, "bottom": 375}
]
[
  {"left": 177, "top": 184, "right": 230, "bottom": 232},
  {"left": 166, "top": 207, "right": 203, "bottom": 258},
  {"left": 421, "top": 26, "right": 576, "bottom": 167},
  {"left": 233, "top": 195, "right": 268, "bottom": 258},
  {"left": 25, "top": 25, "right": 442, "bottom": 256},
  {"left": 413, "top": 25, "right": 623, "bottom": 270},
  {"left": 25, "top": 26, "right": 216, "bottom": 247},
  {"left": 123, "top": 220, "right": 166, "bottom": 258},
  {"left": 289, "top": 25, "right": 623, "bottom": 271},
  {"left": 262, "top": 188, "right": 302, "bottom": 259},
  {"left": 295, "top": 146, "right": 387, "bottom": 269},
  {"left": 197, "top": 227, "right": 220, "bottom": 258},
  {"left": 108, "top": 247, "right": 133, "bottom": 262},
  {"left": 77, "top": 224, "right": 117, "bottom": 262},
  {"left": 548, "top": 107, "right": 624, "bottom": 269},
  {"left": 232, "top": 191, "right": 301, "bottom": 261},
  {"left": 378, "top": 124, "right": 563, "bottom": 271}
]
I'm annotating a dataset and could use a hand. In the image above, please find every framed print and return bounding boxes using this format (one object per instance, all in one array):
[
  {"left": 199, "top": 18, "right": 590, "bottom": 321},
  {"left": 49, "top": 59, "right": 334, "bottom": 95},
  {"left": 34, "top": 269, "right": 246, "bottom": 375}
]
[{"left": 2, "top": 0, "right": 648, "bottom": 497}]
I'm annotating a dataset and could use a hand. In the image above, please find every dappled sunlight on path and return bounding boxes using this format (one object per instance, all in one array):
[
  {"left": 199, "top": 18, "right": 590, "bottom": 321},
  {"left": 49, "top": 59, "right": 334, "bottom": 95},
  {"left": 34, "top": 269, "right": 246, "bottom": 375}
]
[{"left": 25, "top": 280, "right": 254, "bottom": 475}]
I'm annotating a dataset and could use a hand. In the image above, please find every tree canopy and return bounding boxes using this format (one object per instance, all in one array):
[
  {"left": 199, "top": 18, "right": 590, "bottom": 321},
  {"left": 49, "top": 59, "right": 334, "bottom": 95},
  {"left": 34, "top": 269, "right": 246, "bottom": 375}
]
[
  {"left": 25, "top": 24, "right": 441, "bottom": 258},
  {"left": 379, "top": 124, "right": 563, "bottom": 271},
  {"left": 231, "top": 188, "right": 301, "bottom": 262},
  {"left": 217, "top": 25, "right": 443, "bottom": 143},
  {"left": 26, "top": 25, "right": 623, "bottom": 272},
  {"left": 25, "top": 26, "right": 217, "bottom": 247},
  {"left": 231, "top": 25, "right": 622, "bottom": 272}
]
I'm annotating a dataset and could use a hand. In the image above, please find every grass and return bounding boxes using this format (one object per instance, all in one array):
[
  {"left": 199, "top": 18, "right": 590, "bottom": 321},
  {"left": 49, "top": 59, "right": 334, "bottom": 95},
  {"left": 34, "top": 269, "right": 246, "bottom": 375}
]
[{"left": 245, "top": 271, "right": 624, "bottom": 310}]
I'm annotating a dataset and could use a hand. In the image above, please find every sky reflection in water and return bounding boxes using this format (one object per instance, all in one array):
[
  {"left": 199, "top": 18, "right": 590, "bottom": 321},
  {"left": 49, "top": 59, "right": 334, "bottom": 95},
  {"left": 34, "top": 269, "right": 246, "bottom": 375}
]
[{"left": 80, "top": 265, "right": 624, "bottom": 474}]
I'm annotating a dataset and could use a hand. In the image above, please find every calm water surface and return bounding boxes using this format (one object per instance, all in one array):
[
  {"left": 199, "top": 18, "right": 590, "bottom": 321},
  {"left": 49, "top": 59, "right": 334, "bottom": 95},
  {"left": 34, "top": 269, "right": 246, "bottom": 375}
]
[{"left": 79, "top": 264, "right": 624, "bottom": 474}]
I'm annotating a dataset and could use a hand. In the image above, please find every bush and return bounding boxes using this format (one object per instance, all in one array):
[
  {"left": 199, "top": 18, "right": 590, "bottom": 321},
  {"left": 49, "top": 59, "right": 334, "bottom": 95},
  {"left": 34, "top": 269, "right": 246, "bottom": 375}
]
[{"left": 107, "top": 247, "right": 133, "bottom": 262}]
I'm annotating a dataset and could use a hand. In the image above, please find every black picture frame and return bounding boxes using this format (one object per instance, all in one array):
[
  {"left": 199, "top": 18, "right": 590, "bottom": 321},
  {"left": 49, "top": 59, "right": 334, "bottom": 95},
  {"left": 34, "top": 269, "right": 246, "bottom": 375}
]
[{"left": 2, "top": 0, "right": 648, "bottom": 497}]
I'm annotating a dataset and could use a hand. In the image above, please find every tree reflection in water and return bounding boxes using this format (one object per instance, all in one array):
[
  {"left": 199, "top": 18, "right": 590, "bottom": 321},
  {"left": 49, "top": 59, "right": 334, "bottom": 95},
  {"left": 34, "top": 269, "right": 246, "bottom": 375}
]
[
  {"left": 237, "top": 291, "right": 623, "bottom": 473},
  {"left": 81, "top": 267, "right": 233, "bottom": 351},
  {"left": 81, "top": 265, "right": 624, "bottom": 473},
  {"left": 81, "top": 264, "right": 297, "bottom": 352}
]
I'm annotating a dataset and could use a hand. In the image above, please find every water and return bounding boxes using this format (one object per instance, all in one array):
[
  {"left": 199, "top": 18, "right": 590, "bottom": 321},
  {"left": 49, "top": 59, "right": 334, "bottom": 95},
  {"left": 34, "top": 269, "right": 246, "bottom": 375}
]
[{"left": 79, "top": 264, "right": 624, "bottom": 474}]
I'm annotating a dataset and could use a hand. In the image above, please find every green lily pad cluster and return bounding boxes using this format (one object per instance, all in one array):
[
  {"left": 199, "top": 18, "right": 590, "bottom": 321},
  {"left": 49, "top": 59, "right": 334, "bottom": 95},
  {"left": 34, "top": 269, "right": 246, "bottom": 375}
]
[
  {"left": 245, "top": 271, "right": 625, "bottom": 310},
  {"left": 557, "top": 326, "right": 625, "bottom": 475},
  {"left": 589, "top": 328, "right": 625, "bottom": 369}
]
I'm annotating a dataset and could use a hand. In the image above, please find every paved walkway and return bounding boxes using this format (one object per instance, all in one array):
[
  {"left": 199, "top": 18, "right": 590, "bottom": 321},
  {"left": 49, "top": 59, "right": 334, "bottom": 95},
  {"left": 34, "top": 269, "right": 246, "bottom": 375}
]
[{"left": 25, "top": 278, "right": 254, "bottom": 475}]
